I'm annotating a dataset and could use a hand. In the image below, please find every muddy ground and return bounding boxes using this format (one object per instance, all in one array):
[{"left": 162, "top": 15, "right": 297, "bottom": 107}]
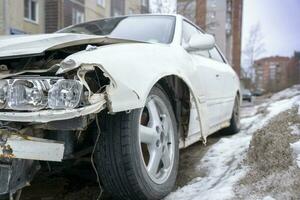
[{"left": 17, "top": 99, "right": 261, "bottom": 200}]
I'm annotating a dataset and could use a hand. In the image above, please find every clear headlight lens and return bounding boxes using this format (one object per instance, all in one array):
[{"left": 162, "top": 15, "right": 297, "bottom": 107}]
[
  {"left": 8, "top": 80, "right": 47, "bottom": 111},
  {"left": 48, "top": 80, "right": 83, "bottom": 109},
  {"left": 0, "top": 78, "right": 83, "bottom": 111},
  {"left": 0, "top": 80, "right": 8, "bottom": 109}
]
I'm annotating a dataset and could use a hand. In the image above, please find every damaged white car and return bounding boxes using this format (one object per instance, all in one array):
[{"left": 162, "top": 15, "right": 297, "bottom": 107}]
[{"left": 0, "top": 14, "right": 241, "bottom": 200}]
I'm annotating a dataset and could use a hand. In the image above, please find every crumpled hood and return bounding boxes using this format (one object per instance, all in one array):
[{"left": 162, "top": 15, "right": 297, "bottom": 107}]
[{"left": 0, "top": 33, "right": 138, "bottom": 58}]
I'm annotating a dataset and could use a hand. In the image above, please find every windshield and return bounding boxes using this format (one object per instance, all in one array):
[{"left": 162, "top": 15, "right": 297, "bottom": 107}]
[{"left": 58, "top": 16, "right": 176, "bottom": 44}]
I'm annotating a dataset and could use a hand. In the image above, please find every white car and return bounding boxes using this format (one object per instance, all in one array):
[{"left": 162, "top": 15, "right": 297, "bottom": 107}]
[{"left": 0, "top": 14, "right": 241, "bottom": 199}]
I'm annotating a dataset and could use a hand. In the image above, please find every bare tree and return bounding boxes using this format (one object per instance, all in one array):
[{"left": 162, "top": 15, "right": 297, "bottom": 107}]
[
  {"left": 150, "top": 0, "right": 177, "bottom": 14},
  {"left": 177, "top": 0, "right": 196, "bottom": 22},
  {"left": 243, "top": 23, "right": 265, "bottom": 79}
]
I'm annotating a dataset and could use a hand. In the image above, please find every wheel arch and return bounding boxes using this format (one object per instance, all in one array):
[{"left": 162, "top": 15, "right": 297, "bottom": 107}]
[{"left": 154, "top": 75, "right": 193, "bottom": 142}]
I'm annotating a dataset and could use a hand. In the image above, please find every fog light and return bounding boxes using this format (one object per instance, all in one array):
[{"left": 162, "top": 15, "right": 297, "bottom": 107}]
[
  {"left": 7, "top": 80, "right": 47, "bottom": 111},
  {"left": 48, "top": 80, "right": 83, "bottom": 109}
]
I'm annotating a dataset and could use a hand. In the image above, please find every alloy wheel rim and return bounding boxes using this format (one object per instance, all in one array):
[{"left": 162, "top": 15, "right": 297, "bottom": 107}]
[{"left": 139, "top": 95, "right": 175, "bottom": 184}]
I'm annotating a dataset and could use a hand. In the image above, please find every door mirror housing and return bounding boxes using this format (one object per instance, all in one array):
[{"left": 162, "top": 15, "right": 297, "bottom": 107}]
[{"left": 186, "top": 33, "right": 215, "bottom": 51}]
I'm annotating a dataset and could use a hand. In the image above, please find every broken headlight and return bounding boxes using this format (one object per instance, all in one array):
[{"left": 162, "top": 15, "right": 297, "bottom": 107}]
[
  {"left": 0, "top": 80, "right": 8, "bottom": 109},
  {"left": 0, "top": 78, "right": 83, "bottom": 111},
  {"left": 8, "top": 80, "right": 47, "bottom": 111},
  {"left": 48, "top": 80, "right": 83, "bottom": 109}
]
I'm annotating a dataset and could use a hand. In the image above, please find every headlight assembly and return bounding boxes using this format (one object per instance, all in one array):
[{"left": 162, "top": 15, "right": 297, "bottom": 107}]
[
  {"left": 8, "top": 80, "right": 47, "bottom": 111},
  {"left": 48, "top": 80, "right": 83, "bottom": 109},
  {"left": 0, "top": 77, "right": 83, "bottom": 111}
]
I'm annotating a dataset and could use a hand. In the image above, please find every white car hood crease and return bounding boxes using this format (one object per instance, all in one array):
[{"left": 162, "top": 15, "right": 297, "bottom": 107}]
[{"left": 0, "top": 33, "right": 141, "bottom": 58}]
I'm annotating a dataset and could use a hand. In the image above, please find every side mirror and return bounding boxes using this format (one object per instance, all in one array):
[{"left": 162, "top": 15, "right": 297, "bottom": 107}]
[{"left": 186, "top": 33, "right": 215, "bottom": 51}]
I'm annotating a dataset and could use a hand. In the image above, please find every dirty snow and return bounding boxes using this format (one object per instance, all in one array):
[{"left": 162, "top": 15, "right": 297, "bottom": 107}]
[
  {"left": 166, "top": 85, "right": 300, "bottom": 200},
  {"left": 290, "top": 125, "right": 300, "bottom": 135},
  {"left": 236, "top": 108, "right": 300, "bottom": 199},
  {"left": 291, "top": 141, "right": 300, "bottom": 168},
  {"left": 262, "top": 196, "right": 276, "bottom": 200}
]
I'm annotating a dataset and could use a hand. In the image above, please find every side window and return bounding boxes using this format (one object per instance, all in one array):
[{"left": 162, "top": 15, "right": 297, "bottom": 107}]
[
  {"left": 209, "top": 47, "right": 225, "bottom": 63},
  {"left": 182, "top": 21, "right": 210, "bottom": 58}
]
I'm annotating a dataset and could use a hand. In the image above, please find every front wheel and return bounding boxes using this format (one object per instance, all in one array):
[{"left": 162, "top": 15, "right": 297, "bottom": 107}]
[{"left": 95, "top": 86, "right": 179, "bottom": 200}]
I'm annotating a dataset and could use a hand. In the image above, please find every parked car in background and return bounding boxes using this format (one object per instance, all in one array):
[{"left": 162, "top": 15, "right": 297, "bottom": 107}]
[
  {"left": 242, "top": 89, "right": 253, "bottom": 102},
  {"left": 0, "top": 14, "right": 241, "bottom": 200},
  {"left": 252, "top": 89, "right": 264, "bottom": 96}
]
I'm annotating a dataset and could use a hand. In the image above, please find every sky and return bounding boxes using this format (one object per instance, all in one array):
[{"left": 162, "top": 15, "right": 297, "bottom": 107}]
[{"left": 242, "top": 0, "right": 300, "bottom": 60}]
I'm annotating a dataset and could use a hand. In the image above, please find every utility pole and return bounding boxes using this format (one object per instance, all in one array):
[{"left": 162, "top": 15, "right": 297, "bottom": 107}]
[
  {"left": 195, "top": 0, "right": 206, "bottom": 30},
  {"left": 3, "top": 0, "right": 9, "bottom": 35}
]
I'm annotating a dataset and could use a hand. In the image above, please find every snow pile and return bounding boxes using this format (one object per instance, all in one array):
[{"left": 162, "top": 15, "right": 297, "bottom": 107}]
[
  {"left": 290, "top": 141, "right": 300, "bottom": 168},
  {"left": 236, "top": 108, "right": 300, "bottom": 199},
  {"left": 270, "top": 85, "right": 300, "bottom": 101},
  {"left": 166, "top": 85, "right": 300, "bottom": 200}
]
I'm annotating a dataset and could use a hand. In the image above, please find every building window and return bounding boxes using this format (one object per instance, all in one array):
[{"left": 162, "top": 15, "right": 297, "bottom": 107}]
[
  {"left": 269, "top": 65, "right": 277, "bottom": 80},
  {"left": 97, "top": 0, "right": 105, "bottom": 7},
  {"left": 72, "top": 8, "right": 85, "bottom": 25},
  {"left": 24, "top": 0, "right": 38, "bottom": 23},
  {"left": 141, "top": 0, "right": 148, "bottom": 7}
]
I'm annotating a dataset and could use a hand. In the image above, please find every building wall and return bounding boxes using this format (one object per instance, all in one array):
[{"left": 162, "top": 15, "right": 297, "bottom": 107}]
[
  {"left": 8, "top": 0, "right": 45, "bottom": 34},
  {"left": 85, "top": 0, "right": 110, "bottom": 21},
  {"left": 46, "top": 0, "right": 109, "bottom": 33},
  {"left": 45, "top": 0, "right": 60, "bottom": 33},
  {"left": 111, "top": 0, "right": 125, "bottom": 16},
  {"left": 287, "top": 52, "right": 300, "bottom": 86},
  {"left": 0, "top": 0, "right": 4, "bottom": 35},
  {"left": 64, "top": 0, "right": 85, "bottom": 27},
  {"left": 206, "top": 0, "right": 227, "bottom": 55}
]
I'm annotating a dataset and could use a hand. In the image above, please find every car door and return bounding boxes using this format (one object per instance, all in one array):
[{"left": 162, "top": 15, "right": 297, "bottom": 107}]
[
  {"left": 208, "top": 46, "right": 237, "bottom": 121},
  {"left": 181, "top": 21, "right": 224, "bottom": 129}
]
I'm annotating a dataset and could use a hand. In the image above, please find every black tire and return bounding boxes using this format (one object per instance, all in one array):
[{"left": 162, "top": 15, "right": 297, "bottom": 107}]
[
  {"left": 95, "top": 86, "right": 179, "bottom": 200},
  {"left": 222, "top": 95, "right": 241, "bottom": 134}
]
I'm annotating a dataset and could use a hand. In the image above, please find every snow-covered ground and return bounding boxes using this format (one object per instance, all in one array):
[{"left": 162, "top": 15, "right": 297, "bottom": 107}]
[{"left": 166, "top": 85, "right": 300, "bottom": 200}]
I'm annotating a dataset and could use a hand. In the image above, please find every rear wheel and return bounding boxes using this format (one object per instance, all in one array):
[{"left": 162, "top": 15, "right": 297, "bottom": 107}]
[
  {"left": 95, "top": 86, "right": 179, "bottom": 200},
  {"left": 222, "top": 95, "right": 241, "bottom": 134}
]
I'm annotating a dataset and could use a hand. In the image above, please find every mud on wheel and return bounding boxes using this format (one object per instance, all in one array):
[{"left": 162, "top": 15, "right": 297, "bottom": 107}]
[{"left": 95, "top": 86, "right": 179, "bottom": 200}]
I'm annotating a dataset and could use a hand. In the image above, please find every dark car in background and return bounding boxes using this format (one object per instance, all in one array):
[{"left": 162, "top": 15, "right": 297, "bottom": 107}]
[{"left": 242, "top": 89, "right": 252, "bottom": 102}]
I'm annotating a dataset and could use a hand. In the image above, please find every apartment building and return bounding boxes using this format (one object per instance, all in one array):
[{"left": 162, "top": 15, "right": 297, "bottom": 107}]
[
  {"left": 286, "top": 52, "right": 300, "bottom": 86},
  {"left": 0, "top": 0, "right": 45, "bottom": 35},
  {"left": 0, "top": 0, "right": 149, "bottom": 35},
  {"left": 178, "top": 0, "right": 243, "bottom": 76},
  {"left": 45, "top": 0, "right": 112, "bottom": 33},
  {"left": 202, "top": 0, "right": 242, "bottom": 76},
  {"left": 254, "top": 56, "right": 290, "bottom": 93},
  {"left": 85, "top": 0, "right": 111, "bottom": 21}
]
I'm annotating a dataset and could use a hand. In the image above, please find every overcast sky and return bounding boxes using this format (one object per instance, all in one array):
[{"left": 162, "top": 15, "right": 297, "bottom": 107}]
[{"left": 242, "top": 0, "right": 300, "bottom": 59}]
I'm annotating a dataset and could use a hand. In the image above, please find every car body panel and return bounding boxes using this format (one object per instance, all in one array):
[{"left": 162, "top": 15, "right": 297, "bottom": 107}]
[{"left": 0, "top": 33, "right": 140, "bottom": 58}]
